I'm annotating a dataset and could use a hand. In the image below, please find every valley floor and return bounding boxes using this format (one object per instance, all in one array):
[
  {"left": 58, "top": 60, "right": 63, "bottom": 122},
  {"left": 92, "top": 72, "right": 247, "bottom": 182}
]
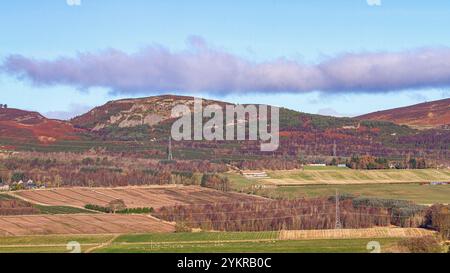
[{"left": 0, "top": 229, "right": 432, "bottom": 253}]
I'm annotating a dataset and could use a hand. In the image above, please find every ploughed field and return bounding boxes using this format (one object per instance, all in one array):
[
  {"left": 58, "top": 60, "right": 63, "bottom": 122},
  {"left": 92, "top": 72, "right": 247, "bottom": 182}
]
[
  {"left": 13, "top": 185, "right": 263, "bottom": 209},
  {"left": 0, "top": 214, "right": 174, "bottom": 236}
]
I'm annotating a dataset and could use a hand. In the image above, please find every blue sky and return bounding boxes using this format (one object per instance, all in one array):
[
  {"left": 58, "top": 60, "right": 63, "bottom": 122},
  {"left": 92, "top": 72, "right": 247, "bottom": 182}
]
[{"left": 1, "top": 0, "right": 450, "bottom": 119}]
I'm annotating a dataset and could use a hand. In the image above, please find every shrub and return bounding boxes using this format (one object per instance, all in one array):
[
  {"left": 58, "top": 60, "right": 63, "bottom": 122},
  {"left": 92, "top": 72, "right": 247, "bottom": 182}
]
[
  {"left": 175, "top": 221, "right": 191, "bottom": 233},
  {"left": 398, "top": 236, "right": 443, "bottom": 253}
]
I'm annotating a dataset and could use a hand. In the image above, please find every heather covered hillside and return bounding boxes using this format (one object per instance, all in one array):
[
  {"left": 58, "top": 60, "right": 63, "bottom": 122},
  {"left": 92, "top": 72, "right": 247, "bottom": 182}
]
[{"left": 358, "top": 98, "right": 450, "bottom": 129}]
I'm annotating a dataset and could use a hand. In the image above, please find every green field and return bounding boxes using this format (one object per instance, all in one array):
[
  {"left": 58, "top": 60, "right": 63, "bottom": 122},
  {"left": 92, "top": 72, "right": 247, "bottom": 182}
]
[
  {"left": 96, "top": 238, "right": 401, "bottom": 253},
  {"left": 0, "top": 234, "right": 114, "bottom": 253},
  {"left": 227, "top": 168, "right": 450, "bottom": 204},
  {"left": 0, "top": 232, "right": 401, "bottom": 253},
  {"left": 33, "top": 205, "right": 97, "bottom": 214},
  {"left": 264, "top": 168, "right": 450, "bottom": 185},
  {"left": 254, "top": 184, "right": 450, "bottom": 204}
]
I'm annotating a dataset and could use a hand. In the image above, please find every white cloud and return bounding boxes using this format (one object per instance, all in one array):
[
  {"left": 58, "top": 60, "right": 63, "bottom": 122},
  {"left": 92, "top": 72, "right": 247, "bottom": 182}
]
[
  {"left": 66, "top": 0, "right": 81, "bottom": 6},
  {"left": 367, "top": 0, "right": 381, "bottom": 6}
]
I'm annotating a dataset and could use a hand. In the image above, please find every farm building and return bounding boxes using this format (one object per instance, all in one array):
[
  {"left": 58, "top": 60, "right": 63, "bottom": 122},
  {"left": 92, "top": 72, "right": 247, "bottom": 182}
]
[
  {"left": 241, "top": 171, "right": 268, "bottom": 179},
  {"left": 430, "top": 182, "right": 449, "bottom": 186},
  {"left": 307, "top": 164, "right": 327, "bottom": 167}
]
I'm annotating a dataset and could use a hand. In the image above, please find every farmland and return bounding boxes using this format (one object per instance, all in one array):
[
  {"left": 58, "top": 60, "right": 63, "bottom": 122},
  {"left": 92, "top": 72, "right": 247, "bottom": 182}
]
[
  {"left": 227, "top": 168, "right": 450, "bottom": 204},
  {"left": 13, "top": 185, "right": 264, "bottom": 209},
  {"left": 252, "top": 183, "right": 450, "bottom": 204},
  {"left": 0, "top": 228, "right": 431, "bottom": 253},
  {"left": 0, "top": 214, "right": 174, "bottom": 236},
  {"left": 261, "top": 168, "right": 450, "bottom": 186}
]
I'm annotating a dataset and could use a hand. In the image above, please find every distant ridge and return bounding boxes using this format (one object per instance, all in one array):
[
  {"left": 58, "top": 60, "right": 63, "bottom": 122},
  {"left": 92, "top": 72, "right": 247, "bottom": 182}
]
[
  {"left": 0, "top": 108, "right": 81, "bottom": 143},
  {"left": 357, "top": 98, "right": 450, "bottom": 129}
]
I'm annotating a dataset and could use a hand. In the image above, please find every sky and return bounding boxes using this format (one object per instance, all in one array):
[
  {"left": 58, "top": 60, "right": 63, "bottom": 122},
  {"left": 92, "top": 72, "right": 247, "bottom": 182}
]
[{"left": 1, "top": 0, "right": 450, "bottom": 119}]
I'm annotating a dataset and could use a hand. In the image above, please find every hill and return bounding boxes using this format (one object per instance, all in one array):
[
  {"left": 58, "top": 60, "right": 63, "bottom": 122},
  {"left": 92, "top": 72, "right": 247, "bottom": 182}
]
[
  {"left": 358, "top": 98, "right": 450, "bottom": 129},
  {"left": 0, "top": 108, "right": 81, "bottom": 144},
  {"left": 0, "top": 96, "right": 447, "bottom": 165},
  {"left": 67, "top": 95, "right": 434, "bottom": 161},
  {"left": 71, "top": 95, "right": 228, "bottom": 131}
]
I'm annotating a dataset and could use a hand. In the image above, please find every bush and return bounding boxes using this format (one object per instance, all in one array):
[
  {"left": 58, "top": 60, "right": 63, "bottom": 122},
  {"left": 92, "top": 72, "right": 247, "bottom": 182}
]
[
  {"left": 84, "top": 204, "right": 112, "bottom": 213},
  {"left": 398, "top": 236, "right": 443, "bottom": 253},
  {"left": 175, "top": 221, "right": 191, "bottom": 233}
]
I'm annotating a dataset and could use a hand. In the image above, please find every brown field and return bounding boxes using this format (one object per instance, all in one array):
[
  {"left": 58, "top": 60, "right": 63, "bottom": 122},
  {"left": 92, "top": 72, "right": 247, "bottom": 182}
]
[
  {"left": 0, "top": 214, "right": 174, "bottom": 236},
  {"left": 278, "top": 228, "right": 435, "bottom": 241},
  {"left": 13, "top": 185, "right": 263, "bottom": 209}
]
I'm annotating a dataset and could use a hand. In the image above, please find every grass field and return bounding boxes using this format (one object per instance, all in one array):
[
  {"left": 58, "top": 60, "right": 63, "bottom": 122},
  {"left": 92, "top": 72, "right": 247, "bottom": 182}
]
[
  {"left": 254, "top": 184, "right": 450, "bottom": 204},
  {"left": 95, "top": 238, "right": 402, "bottom": 253},
  {"left": 0, "top": 234, "right": 114, "bottom": 253},
  {"left": 227, "top": 168, "right": 450, "bottom": 204},
  {"left": 0, "top": 231, "right": 406, "bottom": 253},
  {"left": 33, "top": 205, "right": 96, "bottom": 214},
  {"left": 264, "top": 168, "right": 450, "bottom": 185},
  {"left": 0, "top": 229, "right": 427, "bottom": 253}
]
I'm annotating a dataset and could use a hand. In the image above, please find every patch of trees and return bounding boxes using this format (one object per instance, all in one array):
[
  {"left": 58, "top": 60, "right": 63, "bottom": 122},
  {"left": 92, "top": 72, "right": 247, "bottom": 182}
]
[
  {"left": 0, "top": 155, "right": 229, "bottom": 187},
  {"left": 350, "top": 197, "right": 426, "bottom": 227},
  {"left": 154, "top": 197, "right": 427, "bottom": 232},
  {"left": 201, "top": 174, "right": 230, "bottom": 192},
  {"left": 84, "top": 203, "right": 154, "bottom": 214},
  {"left": 424, "top": 204, "right": 450, "bottom": 239},
  {"left": 398, "top": 236, "right": 444, "bottom": 253},
  {"left": 0, "top": 200, "right": 39, "bottom": 215},
  {"left": 345, "top": 155, "right": 428, "bottom": 170},
  {"left": 232, "top": 159, "right": 301, "bottom": 170}
]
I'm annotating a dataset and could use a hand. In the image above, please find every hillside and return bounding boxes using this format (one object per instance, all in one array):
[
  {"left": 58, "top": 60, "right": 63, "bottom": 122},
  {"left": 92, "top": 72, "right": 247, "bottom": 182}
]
[
  {"left": 0, "top": 96, "right": 447, "bottom": 164},
  {"left": 358, "top": 98, "right": 450, "bottom": 129},
  {"left": 71, "top": 95, "right": 229, "bottom": 131},
  {"left": 66, "top": 95, "right": 438, "bottom": 161},
  {"left": 0, "top": 108, "right": 81, "bottom": 144}
]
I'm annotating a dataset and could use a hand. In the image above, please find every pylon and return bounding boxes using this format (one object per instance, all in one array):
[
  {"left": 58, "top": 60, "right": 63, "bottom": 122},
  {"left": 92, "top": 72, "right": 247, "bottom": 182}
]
[
  {"left": 335, "top": 189, "right": 342, "bottom": 229},
  {"left": 168, "top": 136, "right": 173, "bottom": 161}
]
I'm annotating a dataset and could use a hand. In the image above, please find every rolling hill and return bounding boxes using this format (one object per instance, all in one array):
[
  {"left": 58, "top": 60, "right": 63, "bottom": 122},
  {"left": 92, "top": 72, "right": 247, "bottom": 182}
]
[
  {"left": 358, "top": 98, "right": 450, "bottom": 129},
  {"left": 0, "top": 96, "right": 447, "bottom": 164},
  {"left": 0, "top": 108, "right": 82, "bottom": 144}
]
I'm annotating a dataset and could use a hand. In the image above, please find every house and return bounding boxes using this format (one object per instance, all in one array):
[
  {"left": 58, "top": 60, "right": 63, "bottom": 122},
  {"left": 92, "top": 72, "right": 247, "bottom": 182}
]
[
  {"left": 241, "top": 171, "right": 268, "bottom": 179},
  {"left": 25, "top": 179, "right": 37, "bottom": 189},
  {"left": 337, "top": 164, "right": 347, "bottom": 168}
]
